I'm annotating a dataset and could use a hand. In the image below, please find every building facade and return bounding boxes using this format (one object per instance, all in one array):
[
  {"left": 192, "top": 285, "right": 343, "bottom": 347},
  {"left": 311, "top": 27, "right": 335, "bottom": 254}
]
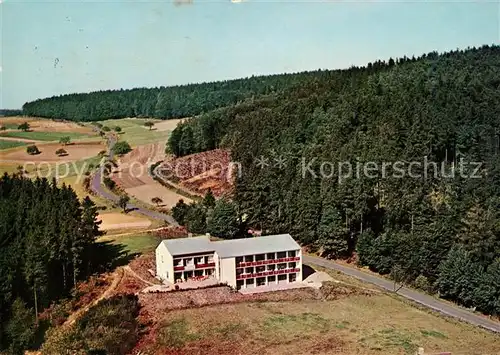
[
  {"left": 155, "top": 236, "right": 216, "bottom": 284},
  {"left": 156, "top": 234, "right": 302, "bottom": 290}
]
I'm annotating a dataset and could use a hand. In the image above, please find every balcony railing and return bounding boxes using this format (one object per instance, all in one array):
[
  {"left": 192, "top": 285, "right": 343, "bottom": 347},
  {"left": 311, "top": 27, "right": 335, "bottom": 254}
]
[
  {"left": 174, "top": 262, "right": 215, "bottom": 271},
  {"left": 195, "top": 262, "right": 216, "bottom": 269},
  {"left": 236, "top": 268, "right": 300, "bottom": 280},
  {"left": 237, "top": 256, "right": 300, "bottom": 268}
]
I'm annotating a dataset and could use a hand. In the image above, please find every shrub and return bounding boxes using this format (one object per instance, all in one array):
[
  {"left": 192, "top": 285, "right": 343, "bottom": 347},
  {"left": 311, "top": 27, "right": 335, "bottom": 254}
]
[
  {"left": 113, "top": 126, "right": 122, "bottom": 133},
  {"left": 112, "top": 141, "right": 132, "bottom": 156},
  {"left": 55, "top": 148, "right": 67, "bottom": 156},
  {"left": 59, "top": 136, "right": 71, "bottom": 145},
  {"left": 414, "top": 275, "right": 431, "bottom": 292},
  {"left": 103, "top": 177, "right": 116, "bottom": 191},
  {"left": 18, "top": 122, "right": 30, "bottom": 131},
  {"left": 26, "top": 145, "right": 40, "bottom": 155},
  {"left": 102, "top": 126, "right": 111, "bottom": 132},
  {"left": 144, "top": 121, "right": 155, "bottom": 130}
]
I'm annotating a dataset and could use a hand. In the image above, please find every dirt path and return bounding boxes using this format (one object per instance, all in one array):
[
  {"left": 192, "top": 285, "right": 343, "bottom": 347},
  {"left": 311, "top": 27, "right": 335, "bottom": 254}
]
[
  {"left": 124, "top": 265, "right": 156, "bottom": 286},
  {"left": 63, "top": 267, "right": 124, "bottom": 328}
]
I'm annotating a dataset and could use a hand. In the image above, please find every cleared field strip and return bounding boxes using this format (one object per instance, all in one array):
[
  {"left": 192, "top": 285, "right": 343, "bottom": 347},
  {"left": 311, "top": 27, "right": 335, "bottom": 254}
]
[
  {"left": 0, "top": 139, "right": 28, "bottom": 150},
  {"left": 0, "top": 141, "right": 105, "bottom": 163},
  {"left": 0, "top": 131, "right": 92, "bottom": 141}
]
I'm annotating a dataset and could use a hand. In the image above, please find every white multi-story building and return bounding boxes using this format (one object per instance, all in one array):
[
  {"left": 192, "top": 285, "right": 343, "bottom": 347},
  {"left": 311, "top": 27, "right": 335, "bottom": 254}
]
[{"left": 155, "top": 234, "right": 302, "bottom": 290}]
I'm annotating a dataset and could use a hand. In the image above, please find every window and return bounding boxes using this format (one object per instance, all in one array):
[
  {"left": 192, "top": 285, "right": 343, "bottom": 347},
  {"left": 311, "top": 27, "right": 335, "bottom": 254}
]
[
  {"left": 195, "top": 270, "right": 203, "bottom": 276},
  {"left": 236, "top": 268, "right": 243, "bottom": 275},
  {"left": 174, "top": 272, "right": 182, "bottom": 281},
  {"left": 257, "top": 277, "right": 266, "bottom": 286},
  {"left": 245, "top": 267, "right": 254, "bottom": 274},
  {"left": 268, "top": 275, "right": 276, "bottom": 283},
  {"left": 245, "top": 255, "right": 253, "bottom": 262},
  {"left": 277, "top": 251, "right": 286, "bottom": 259},
  {"left": 161, "top": 256, "right": 164, "bottom": 263},
  {"left": 277, "top": 263, "right": 287, "bottom": 270},
  {"left": 256, "top": 266, "right": 265, "bottom": 273},
  {"left": 174, "top": 259, "right": 182, "bottom": 266},
  {"left": 236, "top": 280, "right": 244, "bottom": 290},
  {"left": 256, "top": 254, "right": 265, "bottom": 261},
  {"left": 246, "top": 278, "right": 255, "bottom": 287},
  {"left": 288, "top": 250, "right": 296, "bottom": 258},
  {"left": 195, "top": 257, "right": 203, "bottom": 264},
  {"left": 236, "top": 256, "right": 244, "bottom": 264},
  {"left": 289, "top": 273, "right": 297, "bottom": 282},
  {"left": 267, "top": 264, "right": 276, "bottom": 271},
  {"left": 288, "top": 262, "right": 296, "bottom": 269},
  {"left": 205, "top": 269, "right": 213, "bottom": 276},
  {"left": 278, "top": 274, "right": 287, "bottom": 282},
  {"left": 266, "top": 253, "right": 275, "bottom": 260}
]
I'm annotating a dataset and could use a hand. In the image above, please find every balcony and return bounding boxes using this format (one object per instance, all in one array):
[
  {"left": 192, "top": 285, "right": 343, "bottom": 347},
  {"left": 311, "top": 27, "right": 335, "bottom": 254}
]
[
  {"left": 236, "top": 268, "right": 300, "bottom": 280},
  {"left": 195, "top": 262, "right": 216, "bottom": 269},
  {"left": 174, "top": 266, "right": 185, "bottom": 271}
]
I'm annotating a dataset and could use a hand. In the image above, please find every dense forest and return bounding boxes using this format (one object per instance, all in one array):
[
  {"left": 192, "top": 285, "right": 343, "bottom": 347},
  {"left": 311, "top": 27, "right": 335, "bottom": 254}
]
[
  {"left": 0, "top": 109, "right": 22, "bottom": 117},
  {"left": 0, "top": 174, "right": 103, "bottom": 353},
  {"left": 167, "top": 45, "right": 500, "bottom": 315},
  {"left": 20, "top": 45, "right": 500, "bottom": 316},
  {"left": 22, "top": 57, "right": 421, "bottom": 122}
]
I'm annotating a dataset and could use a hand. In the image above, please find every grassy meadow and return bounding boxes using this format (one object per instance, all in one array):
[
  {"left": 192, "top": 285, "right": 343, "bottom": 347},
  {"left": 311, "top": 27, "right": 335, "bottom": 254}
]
[
  {"left": 0, "top": 130, "right": 91, "bottom": 141},
  {"left": 93, "top": 118, "right": 179, "bottom": 147},
  {"left": 0, "top": 139, "right": 27, "bottom": 150}
]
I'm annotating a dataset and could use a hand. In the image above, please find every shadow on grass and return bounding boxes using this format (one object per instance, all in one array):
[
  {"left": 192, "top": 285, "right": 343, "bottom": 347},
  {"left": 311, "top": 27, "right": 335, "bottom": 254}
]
[
  {"left": 90, "top": 241, "right": 137, "bottom": 274},
  {"left": 125, "top": 207, "right": 139, "bottom": 213}
]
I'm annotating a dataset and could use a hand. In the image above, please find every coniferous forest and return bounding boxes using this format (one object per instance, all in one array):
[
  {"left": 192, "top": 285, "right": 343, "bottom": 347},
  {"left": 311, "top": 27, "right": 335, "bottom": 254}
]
[
  {"left": 167, "top": 45, "right": 500, "bottom": 315},
  {"left": 0, "top": 174, "right": 103, "bottom": 353},
  {"left": 20, "top": 45, "right": 500, "bottom": 316}
]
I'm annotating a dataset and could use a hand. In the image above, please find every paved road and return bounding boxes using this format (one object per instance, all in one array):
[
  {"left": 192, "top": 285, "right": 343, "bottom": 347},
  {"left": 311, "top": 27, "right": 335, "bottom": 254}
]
[
  {"left": 303, "top": 255, "right": 500, "bottom": 333},
  {"left": 90, "top": 135, "right": 178, "bottom": 226}
]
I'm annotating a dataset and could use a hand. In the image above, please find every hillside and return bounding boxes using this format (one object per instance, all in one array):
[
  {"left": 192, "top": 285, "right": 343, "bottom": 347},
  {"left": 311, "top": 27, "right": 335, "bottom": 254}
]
[{"left": 167, "top": 45, "right": 500, "bottom": 316}]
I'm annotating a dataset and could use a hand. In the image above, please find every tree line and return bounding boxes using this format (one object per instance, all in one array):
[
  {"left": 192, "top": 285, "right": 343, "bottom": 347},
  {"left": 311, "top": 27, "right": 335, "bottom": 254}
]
[
  {"left": 21, "top": 53, "right": 425, "bottom": 122},
  {"left": 168, "top": 45, "right": 500, "bottom": 315},
  {"left": 0, "top": 174, "right": 103, "bottom": 353}
]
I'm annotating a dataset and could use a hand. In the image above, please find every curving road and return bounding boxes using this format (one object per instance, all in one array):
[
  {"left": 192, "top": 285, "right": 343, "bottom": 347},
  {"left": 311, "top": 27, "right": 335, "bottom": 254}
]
[
  {"left": 90, "top": 135, "right": 178, "bottom": 226},
  {"left": 304, "top": 255, "right": 500, "bottom": 333}
]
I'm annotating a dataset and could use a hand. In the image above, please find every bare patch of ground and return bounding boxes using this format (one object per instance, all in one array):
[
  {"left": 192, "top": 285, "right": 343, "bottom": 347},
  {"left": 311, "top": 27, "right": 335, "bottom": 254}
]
[
  {"left": 111, "top": 143, "right": 190, "bottom": 208},
  {"left": 97, "top": 212, "right": 152, "bottom": 231},
  {"left": 153, "top": 118, "right": 185, "bottom": 132},
  {"left": 1, "top": 116, "right": 93, "bottom": 133},
  {"left": 156, "top": 149, "right": 234, "bottom": 197},
  {"left": 0, "top": 141, "right": 104, "bottom": 163}
]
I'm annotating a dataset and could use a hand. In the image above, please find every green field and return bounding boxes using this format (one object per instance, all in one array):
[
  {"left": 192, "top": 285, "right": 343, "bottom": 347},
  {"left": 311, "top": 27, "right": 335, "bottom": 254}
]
[
  {"left": 0, "top": 123, "right": 19, "bottom": 130},
  {"left": 0, "top": 139, "right": 27, "bottom": 150},
  {"left": 94, "top": 118, "right": 177, "bottom": 147},
  {"left": 100, "top": 233, "right": 160, "bottom": 255},
  {"left": 0, "top": 131, "right": 92, "bottom": 141}
]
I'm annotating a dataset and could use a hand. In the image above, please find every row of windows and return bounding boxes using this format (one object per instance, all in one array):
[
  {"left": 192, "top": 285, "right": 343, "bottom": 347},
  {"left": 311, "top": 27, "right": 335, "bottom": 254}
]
[
  {"left": 235, "top": 250, "right": 297, "bottom": 264},
  {"left": 236, "top": 262, "right": 297, "bottom": 275},
  {"left": 236, "top": 273, "right": 298, "bottom": 289}
]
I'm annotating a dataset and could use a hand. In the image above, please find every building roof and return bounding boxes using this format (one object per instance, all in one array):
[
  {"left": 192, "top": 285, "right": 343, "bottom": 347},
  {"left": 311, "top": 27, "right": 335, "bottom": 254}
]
[
  {"left": 160, "top": 235, "right": 213, "bottom": 256},
  {"left": 214, "top": 234, "right": 300, "bottom": 258},
  {"left": 158, "top": 234, "right": 301, "bottom": 258}
]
